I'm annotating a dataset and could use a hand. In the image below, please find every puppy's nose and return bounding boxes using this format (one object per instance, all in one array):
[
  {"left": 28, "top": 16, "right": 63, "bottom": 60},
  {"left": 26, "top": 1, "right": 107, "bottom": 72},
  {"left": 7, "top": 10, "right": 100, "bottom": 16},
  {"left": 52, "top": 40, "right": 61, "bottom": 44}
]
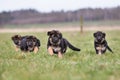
[
  {"left": 98, "top": 36, "right": 101, "bottom": 39},
  {"left": 28, "top": 43, "right": 33, "bottom": 46},
  {"left": 53, "top": 37, "right": 59, "bottom": 43},
  {"left": 54, "top": 37, "right": 58, "bottom": 41},
  {"left": 98, "top": 38, "right": 102, "bottom": 42}
]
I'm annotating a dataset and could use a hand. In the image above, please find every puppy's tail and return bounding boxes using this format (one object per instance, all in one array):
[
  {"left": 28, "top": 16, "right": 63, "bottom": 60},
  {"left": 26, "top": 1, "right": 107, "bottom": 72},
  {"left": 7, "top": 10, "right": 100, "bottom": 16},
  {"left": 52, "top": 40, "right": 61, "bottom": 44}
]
[
  {"left": 107, "top": 45, "right": 113, "bottom": 53},
  {"left": 65, "top": 39, "right": 80, "bottom": 51}
]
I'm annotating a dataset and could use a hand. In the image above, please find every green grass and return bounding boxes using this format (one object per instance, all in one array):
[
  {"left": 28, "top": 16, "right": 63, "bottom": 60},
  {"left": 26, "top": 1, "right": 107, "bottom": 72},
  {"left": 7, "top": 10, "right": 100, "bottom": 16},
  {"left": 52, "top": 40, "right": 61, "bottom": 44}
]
[{"left": 0, "top": 31, "right": 120, "bottom": 80}]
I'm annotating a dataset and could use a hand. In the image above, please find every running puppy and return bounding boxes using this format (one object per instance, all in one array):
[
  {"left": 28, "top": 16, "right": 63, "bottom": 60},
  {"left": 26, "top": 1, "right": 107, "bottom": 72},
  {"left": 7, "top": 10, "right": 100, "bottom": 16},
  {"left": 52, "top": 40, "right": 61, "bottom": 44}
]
[
  {"left": 11, "top": 35, "right": 40, "bottom": 54},
  {"left": 20, "top": 36, "right": 40, "bottom": 54},
  {"left": 93, "top": 31, "right": 113, "bottom": 55},
  {"left": 47, "top": 30, "right": 80, "bottom": 58},
  {"left": 11, "top": 35, "right": 27, "bottom": 51}
]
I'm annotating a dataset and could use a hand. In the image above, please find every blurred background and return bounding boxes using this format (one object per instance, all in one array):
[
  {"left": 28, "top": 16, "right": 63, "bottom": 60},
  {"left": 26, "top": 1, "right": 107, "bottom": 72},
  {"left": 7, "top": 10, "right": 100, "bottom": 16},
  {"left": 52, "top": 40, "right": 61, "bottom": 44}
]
[{"left": 0, "top": 0, "right": 120, "bottom": 30}]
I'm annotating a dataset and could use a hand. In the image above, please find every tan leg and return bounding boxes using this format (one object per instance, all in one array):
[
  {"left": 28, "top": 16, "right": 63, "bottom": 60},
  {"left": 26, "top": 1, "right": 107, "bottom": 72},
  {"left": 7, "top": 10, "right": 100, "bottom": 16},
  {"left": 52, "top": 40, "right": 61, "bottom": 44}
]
[
  {"left": 98, "top": 50, "right": 101, "bottom": 55},
  {"left": 15, "top": 46, "right": 19, "bottom": 51},
  {"left": 34, "top": 46, "right": 39, "bottom": 54},
  {"left": 48, "top": 46, "right": 54, "bottom": 56},
  {"left": 58, "top": 52, "right": 63, "bottom": 58},
  {"left": 96, "top": 47, "right": 102, "bottom": 55}
]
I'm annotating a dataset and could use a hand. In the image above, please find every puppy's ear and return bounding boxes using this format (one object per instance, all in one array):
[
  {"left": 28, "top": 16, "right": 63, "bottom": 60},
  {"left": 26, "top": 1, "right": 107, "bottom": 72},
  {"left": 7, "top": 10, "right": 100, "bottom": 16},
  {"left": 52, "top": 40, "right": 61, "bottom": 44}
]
[
  {"left": 103, "top": 32, "right": 106, "bottom": 37},
  {"left": 47, "top": 31, "right": 52, "bottom": 36},
  {"left": 93, "top": 33, "right": 96, "bottom": 37},
  {"left": 11, "top": 36, "right": 14, "bottom": 40},
  {"left": 17, "top": 35, "right": 22, "bottom": 40},
  {"left": 59, "top": 32, "right": 62, "bottom": 39},
  {"left": 32, "top": 36, "right": 37, "bottom": 42},
  {"left": 11, "top": 35, "right": 20, "bottom": 40},
  {"left": 31, "top": 36, "right": 36, "bottom": 39}
]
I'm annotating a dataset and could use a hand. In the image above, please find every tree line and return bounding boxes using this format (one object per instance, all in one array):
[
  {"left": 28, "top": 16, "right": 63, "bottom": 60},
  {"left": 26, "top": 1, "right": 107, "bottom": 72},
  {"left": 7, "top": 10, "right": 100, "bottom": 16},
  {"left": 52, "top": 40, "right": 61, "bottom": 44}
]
[{"left": 0, "top": 6, "right": 120, "bottom": 25}]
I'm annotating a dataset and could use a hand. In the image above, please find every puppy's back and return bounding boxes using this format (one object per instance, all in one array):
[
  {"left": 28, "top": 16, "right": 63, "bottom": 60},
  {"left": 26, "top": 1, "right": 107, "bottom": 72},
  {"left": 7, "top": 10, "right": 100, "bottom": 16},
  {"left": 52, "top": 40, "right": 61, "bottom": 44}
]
[{"left": 20, "top": 38, "right": 28, "bottom": 51}]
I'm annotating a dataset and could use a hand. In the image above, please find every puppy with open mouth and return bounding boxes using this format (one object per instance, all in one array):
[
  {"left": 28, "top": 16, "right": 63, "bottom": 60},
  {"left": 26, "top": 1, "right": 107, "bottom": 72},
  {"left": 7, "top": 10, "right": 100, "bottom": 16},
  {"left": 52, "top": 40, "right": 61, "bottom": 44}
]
[
  {"left": 93, "top": 31, "right": 113, "bottom": 55},
  {"left": 47, "top": 30, "right": 80, "bottom": 58}
]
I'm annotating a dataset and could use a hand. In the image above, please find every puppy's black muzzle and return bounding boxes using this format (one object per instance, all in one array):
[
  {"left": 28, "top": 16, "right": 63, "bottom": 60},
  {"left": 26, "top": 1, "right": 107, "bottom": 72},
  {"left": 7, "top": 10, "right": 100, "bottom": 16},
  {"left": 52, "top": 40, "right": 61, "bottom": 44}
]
[
  {"left": 27, "top": 42, "right": 33, "bottom": 47},
  {"left": 52, "top": 37, "right": 59, "bottom": 43},
  {"left": 96, "top": 36, "right": 103, "bottom": 42},
  {"left": 97, "top": 38, "right": 102, "bottom": 42},
  {"left": 14, "top": 40, "right": 20, "bottom": 46}
]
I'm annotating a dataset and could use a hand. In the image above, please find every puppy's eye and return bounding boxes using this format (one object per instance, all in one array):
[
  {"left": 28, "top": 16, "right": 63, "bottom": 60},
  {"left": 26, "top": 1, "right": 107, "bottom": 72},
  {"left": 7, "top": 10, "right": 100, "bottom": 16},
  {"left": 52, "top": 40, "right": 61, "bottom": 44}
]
[{"left": 57, "top": 35, "right": 60, "bottom": 38}]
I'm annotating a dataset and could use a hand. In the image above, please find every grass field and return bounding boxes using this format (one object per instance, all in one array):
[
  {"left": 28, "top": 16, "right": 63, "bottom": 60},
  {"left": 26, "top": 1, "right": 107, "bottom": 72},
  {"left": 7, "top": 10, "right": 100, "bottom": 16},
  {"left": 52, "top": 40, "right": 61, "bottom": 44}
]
[{"left": 0, "top": 30, "right": 120, "bottom": 80}]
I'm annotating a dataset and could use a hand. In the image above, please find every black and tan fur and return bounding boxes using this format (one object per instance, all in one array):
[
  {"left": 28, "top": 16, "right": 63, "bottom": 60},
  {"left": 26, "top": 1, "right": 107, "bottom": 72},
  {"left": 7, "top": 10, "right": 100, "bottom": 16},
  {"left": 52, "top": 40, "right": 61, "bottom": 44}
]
[
  {"left": 11, "top": 35, "right": 40, "bottom": 54},
  {"left": 11, "top": 35, "right": 26, "bottom": 51},
  {"left": 47, "top": 30, "right": 80, "bottom": 58},
  {"left": 93, "top": 31, "right": 113, "bottom": 55}
]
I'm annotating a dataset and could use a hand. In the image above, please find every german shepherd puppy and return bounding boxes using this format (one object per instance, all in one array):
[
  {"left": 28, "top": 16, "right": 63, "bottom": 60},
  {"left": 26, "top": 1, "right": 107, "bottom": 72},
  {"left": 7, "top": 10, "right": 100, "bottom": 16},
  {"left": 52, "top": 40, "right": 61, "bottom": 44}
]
[
  {"left": 11, "top": 35, "right": 40, "bottom": 54},
  {"left": 47, "top": 30, "right": 80, "bottom": 58},
  {"left": 93, "top": 31, "right": 113, "bottom": 55},
  {"left": 20, "top": 36, "right": 40, "bottom": 54},
  {"left": 11, "top": 35, "right": 27, "bottom": 51}
]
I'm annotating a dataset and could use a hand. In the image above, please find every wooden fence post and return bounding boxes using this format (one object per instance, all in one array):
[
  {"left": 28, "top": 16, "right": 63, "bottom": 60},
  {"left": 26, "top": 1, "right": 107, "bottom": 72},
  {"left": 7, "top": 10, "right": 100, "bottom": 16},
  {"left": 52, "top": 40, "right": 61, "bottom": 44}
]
[{"left": 80, "top": 16, "right": 83, "bottom": 34}]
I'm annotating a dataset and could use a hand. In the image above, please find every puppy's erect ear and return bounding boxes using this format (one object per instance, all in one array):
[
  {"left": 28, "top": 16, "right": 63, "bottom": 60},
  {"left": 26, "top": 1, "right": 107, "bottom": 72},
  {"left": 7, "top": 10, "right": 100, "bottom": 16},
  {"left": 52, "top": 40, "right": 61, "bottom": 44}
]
[
  {"left": 31, "top": 36, "right": 36, "bottom": 39},
  {"left": 93, "top": 32, "right": 96, "bottom": 37},
  {"left": 27, "top": 36, "right": 36, "bottom": 40},
  {"left": 59, "top": 32, "right": 62, "bottom": 39},
  {"left": 32, "top": 36, "right": 37, "bottom": 42},
  {"left": 11, "top": 35, "right": 21, "bottom": 40},
  {"left": 11, "top": 36, "right": 14, "bottom": 40},
  {"left": 17, "top": 35, "right": 21, "bottom": 39},
  {"left": 103, "top": 32, "right": 106, "bottom": 37},
  {"left": 47, "top": 31, "right": 52, "bottom": 36}
]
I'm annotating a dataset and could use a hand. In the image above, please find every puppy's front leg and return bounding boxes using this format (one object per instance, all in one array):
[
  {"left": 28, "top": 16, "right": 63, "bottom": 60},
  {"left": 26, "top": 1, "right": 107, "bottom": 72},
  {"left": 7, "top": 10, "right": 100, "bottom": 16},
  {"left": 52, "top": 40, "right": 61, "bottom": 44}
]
[
  {"left": 58, "top": 52, "right": 63, "bottom": 58},
  {"left": 96, "top": 47, "right": 102, "bottom": 55},
  {"left": 98, "top": 50, "right": 102, "bottom": 55},
  {"left": 15, "top": 46, "right": 19, "bottom": 51},
  {"left": 34, "top": 46, "right": 39, "bottom": 54},
  {"left": 48, "top": 46, "right": 54, "bottom": 56}
]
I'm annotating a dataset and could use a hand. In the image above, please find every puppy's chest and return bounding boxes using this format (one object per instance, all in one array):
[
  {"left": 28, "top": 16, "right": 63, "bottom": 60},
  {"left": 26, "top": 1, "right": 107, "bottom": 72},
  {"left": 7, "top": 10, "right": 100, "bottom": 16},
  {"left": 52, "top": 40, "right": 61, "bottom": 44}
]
[
  {"left": 96, "top": 44, "right": 106, "bottom": 51},
  {"left": 52, "top": 46, "right": 61, "bottom": 52}
]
